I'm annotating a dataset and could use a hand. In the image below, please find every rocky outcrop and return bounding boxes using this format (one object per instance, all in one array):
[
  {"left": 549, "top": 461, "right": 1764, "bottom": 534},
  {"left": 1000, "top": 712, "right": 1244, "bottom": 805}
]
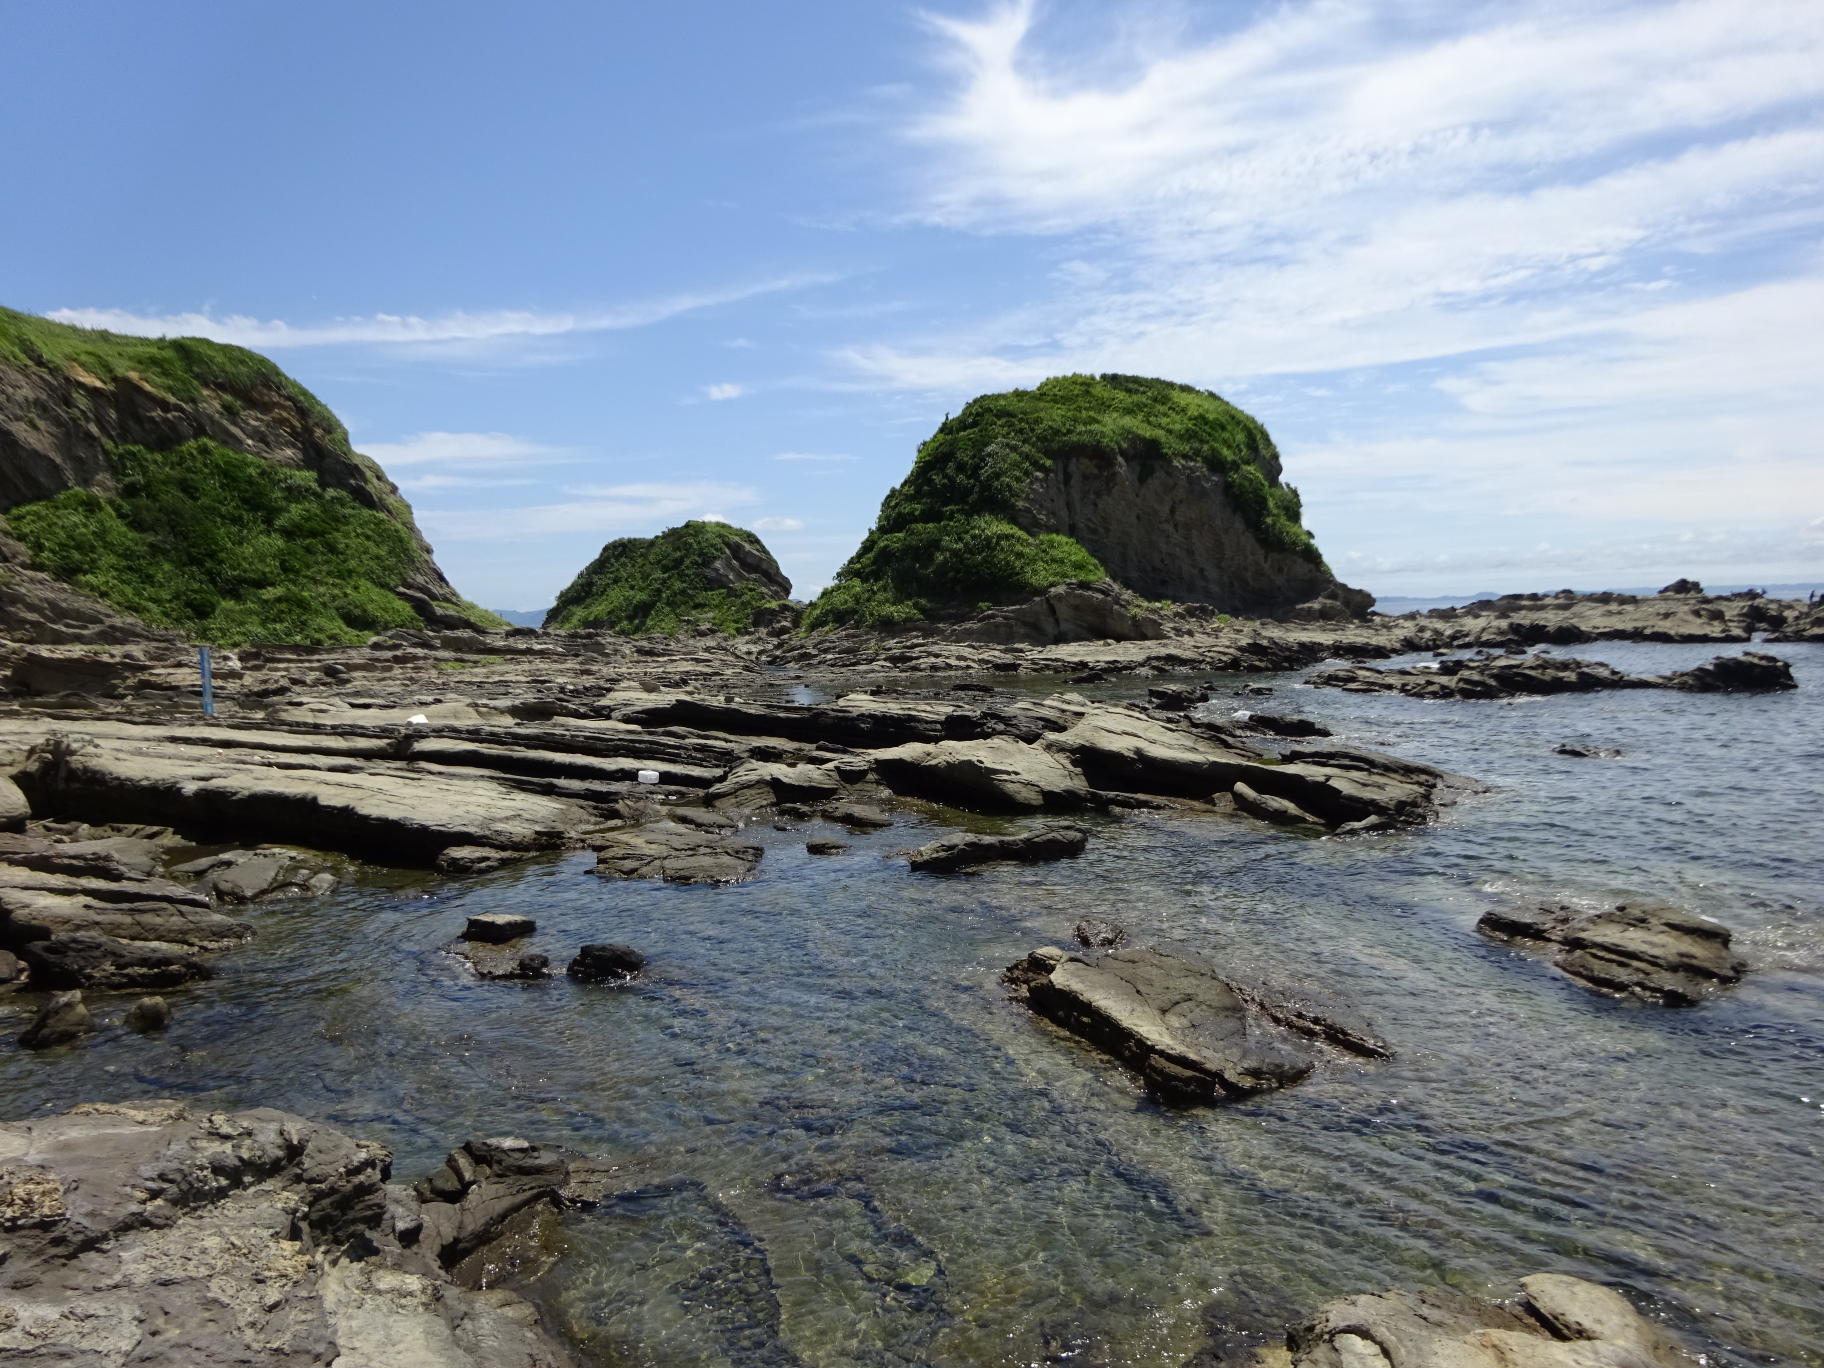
[
  {"left": 1310, "top": 651, "right": 1796, "bottom": 699},
  {"left": 0, "top": 1099, "right": 587, "bottom": 1366},
  {"left": 0, "top": 305, "right": 495, "bottom": 643},
  {"left": 543, "top": 520, "right": 794, "bottom": 635},
  {"left": 1217, "top": 1273, "right": 1695, "bottom": 1367},
  {"left": 905, "top": 823, "right": 1088, "bottom": 872},
  {"left": 946, "top": 580, "right": 1170, "bottom": 646},
  {"left": 589, "top": 820, "right": 763, "bottom": 885},
  {"left": 1004, "top": 946, "right": 1387, "bottom": 1105},
  {"left": 870, "top": 736, "right": 1091, "bottom": 811},
  {"left": 804, "top": 374, "right": 1367, "bottom": 633},
  {"left": 1479, "top": 902, "right": 1746, "bottom": 1005}
]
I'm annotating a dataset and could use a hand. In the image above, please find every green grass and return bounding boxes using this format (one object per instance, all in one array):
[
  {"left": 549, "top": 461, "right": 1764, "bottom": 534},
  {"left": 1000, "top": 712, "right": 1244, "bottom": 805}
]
[
  {"left": 803, "top": 373, "right": 1321, "bottom": 630},
  {"left": 545, "top": 520, "right": 792, "bottom": 635},
  {"left": 8, "top": 439, "right": 426, "bottom": 646},
  {"left": 0, "top": 305, "right": 350, "bottom": 447}
]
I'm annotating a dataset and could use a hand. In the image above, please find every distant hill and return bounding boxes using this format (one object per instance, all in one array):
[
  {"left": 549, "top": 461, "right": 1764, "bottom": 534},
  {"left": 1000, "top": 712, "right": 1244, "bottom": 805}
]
[{"left": 488, "top": 608, "right": 548, "bottom": 628}]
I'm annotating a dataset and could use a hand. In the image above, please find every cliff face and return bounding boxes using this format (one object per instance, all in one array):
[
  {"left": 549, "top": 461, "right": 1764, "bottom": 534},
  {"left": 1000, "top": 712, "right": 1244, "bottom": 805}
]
[
  {"left": 0, "top": 307, "right": 498, "bottom": 644},
  {"left": 806, "top": 374, "right": 1364, "bottom": 631},
  {"left": 545, "top": 521, "right": 794, "bottom": 634}
]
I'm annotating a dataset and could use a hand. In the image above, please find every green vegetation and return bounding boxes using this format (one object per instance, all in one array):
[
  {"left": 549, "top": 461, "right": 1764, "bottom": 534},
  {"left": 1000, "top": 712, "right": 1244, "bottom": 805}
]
[
  {"left": 0, "top": 305, "right": 347, "bottom": 442},
  {"left": 804, "top": 374, "right": 1320, "bottom": 631},
  {"left": 9, "top": 440, "right": 426, "bottom": 646},
  {"left": 545, "top": 520, "right": 793, "bottom": 635}
]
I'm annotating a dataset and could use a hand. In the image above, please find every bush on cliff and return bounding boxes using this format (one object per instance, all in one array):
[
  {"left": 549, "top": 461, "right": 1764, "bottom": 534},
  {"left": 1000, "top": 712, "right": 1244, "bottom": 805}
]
[
  {"left": 803, "top": 374, "right": 1321, "bottom": 631},
  {"left": 545, "top": 520, "right": 793, "bottom": 635},
  {"left": 8, "top": 439, "right": 424, "bottom": 645}
]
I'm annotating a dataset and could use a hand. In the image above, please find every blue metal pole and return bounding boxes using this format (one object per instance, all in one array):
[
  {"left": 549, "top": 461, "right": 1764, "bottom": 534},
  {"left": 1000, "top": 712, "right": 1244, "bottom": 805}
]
[{"left": 198, "top": 645, "right": 215, "bottom": 717}]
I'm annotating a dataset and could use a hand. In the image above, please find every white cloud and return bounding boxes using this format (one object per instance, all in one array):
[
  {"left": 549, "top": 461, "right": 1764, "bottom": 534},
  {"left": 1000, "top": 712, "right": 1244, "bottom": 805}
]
[
  {"left": 420, "top": 481, "right": 757, "bottom": 541},
  {"left": 771, "top": 451, "right": 859, "bottom": 463},
  {"left": 394, "top": 473, "right": 537, "bottom": 491},
  {"left": 43, "top": 272, "right": 837, "bottom": 351},
  {"left": 359, "top": 431, "right": 567, "bottom": 468},
  {"left": 703, "top": 382, "right": 747, "bottom": 401},
  {"left": 752, "top": 516, "right": 806, "bottom": 532}
]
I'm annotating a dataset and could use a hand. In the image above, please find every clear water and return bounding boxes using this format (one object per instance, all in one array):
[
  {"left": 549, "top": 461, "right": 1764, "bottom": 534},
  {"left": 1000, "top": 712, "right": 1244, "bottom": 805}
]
[{"left": 3, "top": 641, "right": 1820, "bottom": 1367}]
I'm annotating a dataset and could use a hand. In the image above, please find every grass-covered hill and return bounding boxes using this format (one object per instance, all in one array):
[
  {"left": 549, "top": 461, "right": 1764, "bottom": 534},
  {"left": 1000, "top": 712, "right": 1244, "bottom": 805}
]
[
  {"left": 545, "top": 520, "right": 795, "bottom": 635},
  {"left": 0, "top": 306, "right": 501, "bottom": 645},
  {"left": 804, "top": 374, "right": 1346, "bottom": 631}
]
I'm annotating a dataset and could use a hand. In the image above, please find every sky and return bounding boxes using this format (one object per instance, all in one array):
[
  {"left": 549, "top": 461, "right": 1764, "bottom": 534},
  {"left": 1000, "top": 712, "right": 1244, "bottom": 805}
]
[{"left": 6, "top": 0, "right": 1822, "bottom": 608}]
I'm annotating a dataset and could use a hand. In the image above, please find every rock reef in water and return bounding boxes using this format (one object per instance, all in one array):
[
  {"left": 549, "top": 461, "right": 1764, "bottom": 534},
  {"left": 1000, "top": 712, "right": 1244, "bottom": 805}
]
[
  {"left": 544, "top": 519, "right": 796, "bottom": 635},
  {"left": 0, "top": 307, "right": 501, "bottom": 647},
  {"left": 1479, "top": 901, "right": 1746, "bottom": 1005},
  {"left": 804, "top": 374, "right": 1368, "bottom": 633},
  {"left": 1309, "top": 650, "right": 1797, "bottom": 699}
]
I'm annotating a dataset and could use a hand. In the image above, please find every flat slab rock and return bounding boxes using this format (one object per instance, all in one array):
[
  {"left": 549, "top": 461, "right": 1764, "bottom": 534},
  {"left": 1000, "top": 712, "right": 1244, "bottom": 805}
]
[
  {"left": 1309, "top": 650, "right": 1796, "bottom": 700},
  {"left": 1480, "top": 902, "right": 1746, "bottom": 1005},
  {"left": 590, "top": 820, "right": 763, "bottom": 885},
  {"left": 1004, "top": 945, "right": 1389, "bottom": 1106},
  {"left": 1220, "top": 1272, "right": 1696, "bottom": 1367},
  {"left": 0, "top": 1099, "right": 580, "bottom": 1367},
  {"left": 906, "top": 823, "right": 1087, "bottom": 873}
]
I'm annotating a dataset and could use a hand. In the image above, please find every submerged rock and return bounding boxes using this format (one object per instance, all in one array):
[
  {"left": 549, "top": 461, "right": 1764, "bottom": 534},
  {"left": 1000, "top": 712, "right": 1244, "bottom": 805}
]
[
  {"left": 1003, "top": 945, "right": 1387, "bottom": 1106},
  {"left": 590, "top": 821, "right": 763, "bottom": 885},
  {"left": 567, "top": 942, "right": 646, "bottom": 982},
  {"left": 123, "top": 994, "right": 172, "bottom": 1032},
  {"left": 1479, "top": 902, "right": 1746, "bottom": 1005},
  {"left": 906, "top": 824, "right": 1088, "bottom": 873},
  {"left": 0, "top": 1099, "right": 580, "bottom": 1366},
  {"left": 1219, "top": 1272, "right": 1694, "bottom": 1367}
]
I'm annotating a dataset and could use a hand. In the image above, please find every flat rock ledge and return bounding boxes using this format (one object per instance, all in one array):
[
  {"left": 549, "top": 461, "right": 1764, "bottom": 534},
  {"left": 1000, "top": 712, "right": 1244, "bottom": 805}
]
[
  {"left": 0, "top": 1099, "right": 604, "bottom": 1367},
  {"left": 1208, "top": 1273, "right": 1694, "bottom": 1368},
  {"left": 1003, "top": 945, "right": 1388, "bottom": 1106},
  {"left": 907, "top": 824, "right": 1088, "bottom": 873},
  {"left": 1309, "top": 650, "right": 1796, "bottom": 700},
  {"left": 1479, "top": 903, "right": 1746, "bottom": 1006}
]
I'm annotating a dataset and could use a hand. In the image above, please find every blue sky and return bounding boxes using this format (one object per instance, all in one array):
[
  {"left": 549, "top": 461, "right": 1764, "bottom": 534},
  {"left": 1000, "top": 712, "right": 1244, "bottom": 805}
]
[{"left": 7, "top": 0, "right": 1821, "bottom": 608}]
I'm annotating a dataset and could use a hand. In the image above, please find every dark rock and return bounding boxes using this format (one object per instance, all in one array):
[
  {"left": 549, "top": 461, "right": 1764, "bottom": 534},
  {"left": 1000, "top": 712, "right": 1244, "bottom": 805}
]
[
  {"left": 1659, "top": 577, "right": 1704, "bottom": 595},
  {"left": 463, "top": 912, "right": 536, "bottom": 943},
  {"left": 1072, "top": 918, "right": 1126, "bottom": 949},
  {"left": 124, "top": 995, "right": 171, "bottom": 1032},
  {"left": 1479, "top": 901, "right": 1746, "bottom": 1004},
  {"left": 590, "top": 821, "right": 762, "bottom": 885},
  {"left": 18, "top": 989, "right": 92, "bottom": 1048},
  {"left": 906, "top": 824, "right": 1088, "bottom": 873},
  {"left": 1241, "top": 712, "right": 1331, "bottom": 738},
  {"left": 1147, "top": 684, "right": 1208, "bottom": 711},
  {"left": 1555, "top": 743, "right": 1623, "bottom": 758},
  {"left": 568, "top": 943, "right": 646, "bottom": 982},
  {"left": 805, "top": 838, "right": 849, "bottom": 855},
  {"left": 1002, "top": 946, "right": 1385, "bottom": 1106},
  {"left": 16, "top": 933, "right": 213, "bottom": 991},
  {"left": 827, "top": 800, "right": 892, "bottom": 829},
  {"left": 1658, "top": 650, "right": 1796, "bottom": 691},
  {"left": 0, "top": 947, "right": 21, "bottom": 983}
]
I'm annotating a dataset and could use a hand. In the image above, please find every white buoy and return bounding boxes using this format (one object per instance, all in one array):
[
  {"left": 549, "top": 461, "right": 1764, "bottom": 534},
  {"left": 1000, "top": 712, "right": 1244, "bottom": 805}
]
[
  {"left": 407, "top": 713, "right": 430, "bottom": 724},
  {"left": 1231, "top": 709, "right": 1252, "bottom": 721},
  {"left": 637, "top": 769, "right": 660, "bottom": 784}
]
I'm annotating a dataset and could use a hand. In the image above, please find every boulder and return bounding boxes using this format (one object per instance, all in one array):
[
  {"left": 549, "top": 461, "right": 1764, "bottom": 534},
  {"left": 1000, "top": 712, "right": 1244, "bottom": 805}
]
[
  {"left": 18, "top": 989, "right": 92, "bottom": 1048},
  {"left": 906, "top": 824, "right": 1088, "bottom": 873},
  {"left": 704, "top": 759, "right": 846, "bottom": 811},
  {"left": 1256, "top": 1273, "right": 1692, "bottom": 1368},
  {"left": 871, "top": 736, "right": 1091, "bottom": 811},
  {"left": 1657, "top": 651, "right": 1796, "bottom": 692},
  {"left": 437, "top": 845, "right": 532, "bottom": 877},
  {"left": 463, "top": 913, "right": 536, "bottom": 944},
  {"left": 124, "top": 995, "right": 172, "bottom": 1032},
  {"left": 568, "top": 943, "right": 646, "bottom": 982},
  {"left": 1003, "top": 946, "right": 1386, "bottom": 1106},
  {"left": 1240, "top": 713, "right": 1331, "bottom": 739},
  {"left": 0, "top": 776, "right": 27, "bottom": 832},
  {"left": 0, "top": 1100, "right": 581, "bottom": 1366},
  {"left": 1073, "top": 918, "right": 1127, "bottom": 949},
  {"left": 1479, "top": 902, "right": 1746, "bottom": 1005},
  {"left": 1147, "top": 684, "right": 1208, "bottom": 711},
  {"left": 805, "top": 838, "right": 849, "bottom": 855},
  {"left": 827, "top": 800, "right": 892, "bottom": 829},
  {"left": 1230, "top": 782, "right": 1324, "bottom": 830},
  {"left": 590, "top": 822, "right": 763, "bottom": 885},
  {"left": 1659, "top": 578, "right": 1704, "bottom": 595}
]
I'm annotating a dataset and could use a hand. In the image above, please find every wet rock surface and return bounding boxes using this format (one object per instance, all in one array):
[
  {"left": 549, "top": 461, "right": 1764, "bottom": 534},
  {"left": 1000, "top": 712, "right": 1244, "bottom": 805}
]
[
  {"left": 1479, "top": 902, "right": 1747, "bottom": 1005},
  {"left": 906, "top": 824, "right": 1088, "bottom": 873},
  {"left": 1003, "top": 946, "right": 1388, "bottom": 1106},
  {"left": 1210, "top": 1273, "right": 1695, "bottom": 1368},
  {"left": 590, "top": 821, "right": 764, "bottom": 885},
  {"left": 0, "top": 1099, "right": 593, "bottom": 1366},
  {"left": 567, "top": 943, "right": 646, "bottom": 982}
]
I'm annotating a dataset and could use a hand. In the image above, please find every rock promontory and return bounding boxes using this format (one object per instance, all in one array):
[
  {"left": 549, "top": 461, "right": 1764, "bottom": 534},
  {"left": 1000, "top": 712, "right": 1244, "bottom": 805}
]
[
  {"left": 544, "top": 519, "right": 794, "bottom": 634},
  {"left": 804, "top": 374, "right": 1367, "bottom": 635},
  {"left": 0, "top": 305, "right": 501, "bottom": 645}
]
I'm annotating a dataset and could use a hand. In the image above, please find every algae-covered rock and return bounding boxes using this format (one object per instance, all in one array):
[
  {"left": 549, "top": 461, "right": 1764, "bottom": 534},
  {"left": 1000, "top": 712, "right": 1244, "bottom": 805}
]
[
  {"left": 0, "top": 304, "right": 503, "bottom": 645},
  {"left": 545, "top": 520, "right": 794, "bottom": 634},
  {"left": 805, "top": 373, "right": 1363, "bottom": 631}
]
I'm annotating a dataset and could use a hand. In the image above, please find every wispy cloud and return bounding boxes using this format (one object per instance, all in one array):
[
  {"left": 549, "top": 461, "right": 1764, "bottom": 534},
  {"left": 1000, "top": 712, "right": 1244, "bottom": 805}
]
[
  {"left": 703, "top": 382, "right": 747, "bottom": 401},
  {"left": 421, "top": 480, "right": 757, "bottom": 541},
  {"left": 44, "top": 272, "right": 839, "bottom": 351},
  {"left": 359, "top": 431, "right": 569, "bottom": 468},
  {"left": 772, "top": 451, "right": 858, "bottom": 463},
  {"left": 394, "top": 473, "right": 537, "bottom": 491},
  {"left": 752, "top": 515, "right": 806, "bottom": 532}
]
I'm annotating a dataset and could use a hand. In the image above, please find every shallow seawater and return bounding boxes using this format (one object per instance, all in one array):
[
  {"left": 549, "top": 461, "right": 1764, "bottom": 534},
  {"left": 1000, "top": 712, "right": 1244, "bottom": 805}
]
[{"left": 4, "top": 641, "right": 1821, "bottom": 1366}]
